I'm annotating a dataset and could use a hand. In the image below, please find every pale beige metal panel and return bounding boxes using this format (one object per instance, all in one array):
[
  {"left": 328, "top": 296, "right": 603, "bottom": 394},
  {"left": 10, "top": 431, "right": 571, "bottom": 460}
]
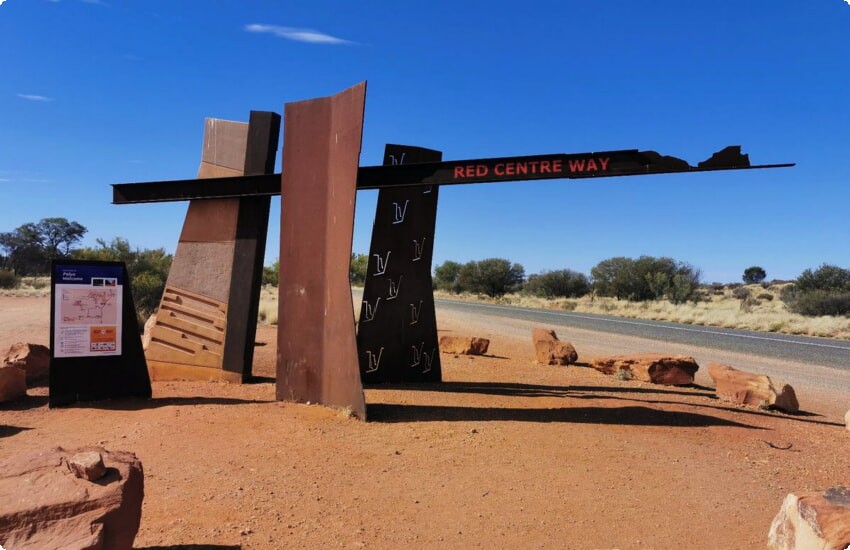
[{"left": 200, "top": 118, "right": 249, "bottom": 173}]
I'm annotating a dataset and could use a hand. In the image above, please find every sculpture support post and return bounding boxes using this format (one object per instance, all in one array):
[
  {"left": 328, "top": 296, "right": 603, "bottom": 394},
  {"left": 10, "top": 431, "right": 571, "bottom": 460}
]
[{"left": 276, "top": 82, "right": 367, "bottom": 419}]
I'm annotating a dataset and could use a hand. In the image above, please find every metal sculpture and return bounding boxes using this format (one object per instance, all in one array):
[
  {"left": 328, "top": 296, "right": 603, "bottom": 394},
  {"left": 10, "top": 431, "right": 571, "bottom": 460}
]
[{"left": 113, "top": 82, "right": 794, "bottom": 419}]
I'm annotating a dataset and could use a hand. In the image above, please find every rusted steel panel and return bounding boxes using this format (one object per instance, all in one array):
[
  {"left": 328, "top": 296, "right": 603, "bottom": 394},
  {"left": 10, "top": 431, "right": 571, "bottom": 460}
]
[
  {"left": 357, "top": 144, "right": 442, "bottom": 383},
  {"left": 276, "top": 83, "right": 367, "bottom": 419}
]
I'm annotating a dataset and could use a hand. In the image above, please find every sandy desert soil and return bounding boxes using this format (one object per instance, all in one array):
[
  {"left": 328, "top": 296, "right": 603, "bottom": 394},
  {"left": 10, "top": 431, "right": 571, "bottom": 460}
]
[{"left": 1, "top": 295, "right": 849, "bottom": 549}]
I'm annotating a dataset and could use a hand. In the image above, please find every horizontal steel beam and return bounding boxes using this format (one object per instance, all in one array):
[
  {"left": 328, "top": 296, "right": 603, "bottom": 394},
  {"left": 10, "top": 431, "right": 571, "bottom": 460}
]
[{"left": 113, "top": 147, "right": 794, "bottom": 204}]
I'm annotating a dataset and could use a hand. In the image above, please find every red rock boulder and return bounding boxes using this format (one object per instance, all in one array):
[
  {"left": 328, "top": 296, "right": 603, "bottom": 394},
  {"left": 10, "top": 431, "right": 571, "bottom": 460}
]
[
  {"left": 0, "top": 363, "right": 27, "bottom": 402},
  {"left": 768, "top": 486, "right": 850, "bottom": 550},
  {"left": 590, "top": 354, "right": 699, "bottom": 386},
  {"left": 531, "top": 328, "right": 578, "bottom": 365},
  {"left": 0, "top": 446, "right": 144, "bottom": 550},
  {"left": 439, "top": 335, "right": 490, "bottom": 356},
  {"left": 708, "top": 363, "right": 799, "bottom": 413},
  {"left": 3, "top": 342, "right": 50, "bottom": 385}
]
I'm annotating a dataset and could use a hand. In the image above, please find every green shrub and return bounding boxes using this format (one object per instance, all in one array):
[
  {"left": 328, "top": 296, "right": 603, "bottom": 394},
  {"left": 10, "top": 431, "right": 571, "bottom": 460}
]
[
  {"left": 0, "top": 269, "right": 18, "bottom": 289},
  {"left": 434, "top": 260, "right": 462, "bottom": 292},
  {"left": 349, "top": 253, "right": 368, "bottom": 285},
  {"left": 524, "top": 269, "right": 590, "bottom": 298},
  {"left": 782, "top": 264, "right": 850, "bottom": 317},
  {"left": 591, "top": 256, "right": 701, "bottom": 303},
  {"left": 263, "top": 260, "right": 279, "bottom": 286},
  {"left": 757, "top": 292, "right": 774, "bottom": 301},
  {"left": 795, "top": 264, "right": 850, "bottom": 293},
  {"left": 786, "top": 290, "right": 850, "bottom": 317}
]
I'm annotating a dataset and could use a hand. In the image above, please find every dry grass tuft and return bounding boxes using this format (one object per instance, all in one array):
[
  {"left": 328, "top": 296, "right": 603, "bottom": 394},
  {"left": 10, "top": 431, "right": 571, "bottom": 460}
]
[
  {"left": 0, "top": 276, "right": 51, "bottom": 297},
  {"left": 434, "top": 283, "right": 850, "bottom": 340},
  {"left": 258, "top": 285, "right": 278, "bottom": 325}
]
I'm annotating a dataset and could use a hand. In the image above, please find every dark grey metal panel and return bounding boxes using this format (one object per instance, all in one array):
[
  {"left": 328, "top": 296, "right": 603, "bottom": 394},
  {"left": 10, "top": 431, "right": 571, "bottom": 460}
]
[
  {"left": 357, "top": 145, "right": 442, "bottom": 384},
  {"left": 276, "top": 83, "right": 367, "bottom": 419}
]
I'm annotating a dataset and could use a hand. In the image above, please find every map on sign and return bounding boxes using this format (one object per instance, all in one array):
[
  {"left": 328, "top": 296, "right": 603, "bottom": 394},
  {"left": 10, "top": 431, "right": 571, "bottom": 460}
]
[
  {"left": 60, "top": 288, "right": 118, "bottom": 325},
  {"left": 53, "top": 264, "right": 123, "bottom": 358}
]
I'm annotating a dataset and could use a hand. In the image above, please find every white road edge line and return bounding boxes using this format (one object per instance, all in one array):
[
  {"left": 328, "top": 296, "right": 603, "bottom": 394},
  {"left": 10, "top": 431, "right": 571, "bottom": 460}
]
[{"left": 437, "top": 300, "right": 850, "bottom": 352}]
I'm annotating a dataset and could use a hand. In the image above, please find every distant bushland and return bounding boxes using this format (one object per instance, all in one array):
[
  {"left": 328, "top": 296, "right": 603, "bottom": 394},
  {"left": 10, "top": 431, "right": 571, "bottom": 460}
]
[{"left": 782, "top": 264, "right": 850, "bottom": 317}]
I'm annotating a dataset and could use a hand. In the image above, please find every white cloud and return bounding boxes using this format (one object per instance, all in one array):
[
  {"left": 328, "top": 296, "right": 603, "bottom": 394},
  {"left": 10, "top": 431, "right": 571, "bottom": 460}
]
[
  {"left": 244, "top": 24, "right": 356, "bottom": 45},
  {"left": 81, "top": 0, "right": 108, "bottom": 5},
  {"left": 0, "top": 0, "right": 8, "bottom": 7},
  {"left": 17, "top": 93, "right": 54, "bottom": 102}
]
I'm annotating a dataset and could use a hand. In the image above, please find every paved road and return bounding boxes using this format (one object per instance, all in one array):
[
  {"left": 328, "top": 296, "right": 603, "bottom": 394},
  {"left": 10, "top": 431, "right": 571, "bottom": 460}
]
[{"left": 435, "top": 299, "right": 850, "bottom": 371}]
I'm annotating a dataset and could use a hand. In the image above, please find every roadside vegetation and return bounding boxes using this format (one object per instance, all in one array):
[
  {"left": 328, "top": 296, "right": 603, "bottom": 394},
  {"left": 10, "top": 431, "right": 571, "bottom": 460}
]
[
  {"left": 5, "top": 218, "right": 850, "bottom": 340},
  {"left": 428, "top": 257, "right": 850, "bottom": 340}
]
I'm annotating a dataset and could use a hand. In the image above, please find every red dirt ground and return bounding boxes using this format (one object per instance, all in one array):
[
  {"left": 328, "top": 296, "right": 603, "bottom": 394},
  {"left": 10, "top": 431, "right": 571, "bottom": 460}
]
[{"left": 1, "top": 295, "right": 848, "bottom": 549}]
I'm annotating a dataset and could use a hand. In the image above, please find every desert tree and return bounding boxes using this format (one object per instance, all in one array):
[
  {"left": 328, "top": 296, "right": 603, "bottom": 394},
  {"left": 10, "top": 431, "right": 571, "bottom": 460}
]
[
  {"left": 433, "top": 260, "right": 462, "bottom": 292},
  {"left": 457, "top": 258, "right": 525, "bottom": 297},
  {"left": 0, "top": 217, "right": 87, "bottom": 275},
  {"left": 742, "top": 266, "right": 767, "bottom": 285}
]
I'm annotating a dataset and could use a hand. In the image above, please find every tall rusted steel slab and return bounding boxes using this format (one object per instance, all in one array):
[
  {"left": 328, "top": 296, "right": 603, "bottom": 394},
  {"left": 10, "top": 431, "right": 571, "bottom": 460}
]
[
  {"left": 357, "top": 144, "right": 443, "bottom": 383},
  {"left": 276, "top": 83, "right": 367, "bottom": 419},
  {"left": 145, "top": 111, "right": 279, "bottom": 382}
]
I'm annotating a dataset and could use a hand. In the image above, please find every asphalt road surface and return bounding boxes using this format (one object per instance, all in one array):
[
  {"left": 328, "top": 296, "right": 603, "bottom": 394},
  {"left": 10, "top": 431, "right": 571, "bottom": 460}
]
[{"left": 435, "top": 298, "right": 850, "bottom": 371}]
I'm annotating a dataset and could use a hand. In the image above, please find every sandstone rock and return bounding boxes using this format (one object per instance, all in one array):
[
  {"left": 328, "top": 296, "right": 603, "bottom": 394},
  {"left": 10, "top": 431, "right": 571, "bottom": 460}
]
[
  {"left": 531, "top": 328, "right": 578, "bottom": 365},
  {"left": 141, "top": 314, "right": 156, "bottom": 351},
  {"left": 589, "top": 354, "right": 698, "bottom": 386},
  {"left": 768, "top": 486, "right": 850, "bottom": 550},
  {"left": 0, "top": 446, "right": 144, "bottom": 550},
  {"left": 708, "top": 363, "right": 799, "bottom": 413},
  {"left": 439, "top": 335, "right": 490, "bottom": 356},
  {"left": 69, "top": 451, "right": 108, "bottom": 482},
  {"left": 2, "top": 342, "right": 50, "bottom": 384},
  {"left": 0, "top": 364, "right": 27, "bottom": 402}
]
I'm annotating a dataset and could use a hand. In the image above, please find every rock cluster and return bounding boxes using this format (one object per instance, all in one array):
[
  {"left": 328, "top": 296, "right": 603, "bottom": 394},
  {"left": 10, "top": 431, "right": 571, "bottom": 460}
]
[
  {"left": 708, "top": 363, "right": 799, "bottom": 413},
  {"left": 3, "top": 342, "right": 50, "bottom": 383},
  {"left": 1, "top": 342, "right": 51, "bottom": 403},
  {"left": 531, "top": 328, "right": 577, "bottom": 365},
  {"left": 0, "top": 446, "right": 144, "bottom": 550},
  {"left": 590, "top": 354, "right": 698, "bottom": 386},
  {"left": 0, "top": 362, "right": 26, "bottom": 402},
  {"left": 768, "top": 486, "right": 850, "bottom": 550},
  {"left": 439, "top": 335, "right": 490, "bottom": 356}
]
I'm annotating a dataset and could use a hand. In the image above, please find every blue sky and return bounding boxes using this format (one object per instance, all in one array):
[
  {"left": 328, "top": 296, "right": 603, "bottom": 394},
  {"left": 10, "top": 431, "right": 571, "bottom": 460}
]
[{"left": 1, "top": 0, "right": 848, "bottom": 283}]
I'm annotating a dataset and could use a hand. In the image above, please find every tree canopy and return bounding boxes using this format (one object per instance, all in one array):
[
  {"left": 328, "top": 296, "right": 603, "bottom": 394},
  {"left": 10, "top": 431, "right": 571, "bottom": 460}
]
[{"left": 0, "top": 218, "right": 87, "bottom": 275}]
